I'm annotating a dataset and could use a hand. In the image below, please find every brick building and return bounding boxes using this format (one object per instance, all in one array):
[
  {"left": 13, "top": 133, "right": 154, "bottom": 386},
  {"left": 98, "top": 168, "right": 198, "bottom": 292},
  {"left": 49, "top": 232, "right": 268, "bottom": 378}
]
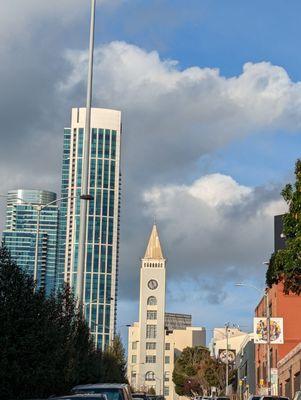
[
  {"left": 278, "top": 342, "right": 301, "bottom": 398},
  {"left": 255, "top": 283, "right": 301, "bottom": 394},
  {"left": 255, "top": 215, "right": 301, "bottom": 395}
]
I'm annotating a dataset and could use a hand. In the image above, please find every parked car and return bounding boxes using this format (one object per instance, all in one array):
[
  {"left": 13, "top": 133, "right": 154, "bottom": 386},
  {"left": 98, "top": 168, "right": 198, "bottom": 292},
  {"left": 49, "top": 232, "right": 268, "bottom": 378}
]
[
  {"left": 248, "top": 396, "right": 261, "bottom": 400},
  {"left": 132, "top": 393, "right": 164, "bottom": 400},
  {"left": 259, "top": 396, "right": 290, "bottom": 400},
  {"left": 132, "top": 393, "right": 149, "bottom": 400},
  {"left": 71, "top": 384, "right": 132, "bottom": 400},
  {"left": 215, "top": 397, "right": 230, "bottom": 400},
  {"left": 148, "top": 396, "right": 164, "bottom": 400},
  {"left": 51, "top": 395, "right": 107, "bottom": 400}
]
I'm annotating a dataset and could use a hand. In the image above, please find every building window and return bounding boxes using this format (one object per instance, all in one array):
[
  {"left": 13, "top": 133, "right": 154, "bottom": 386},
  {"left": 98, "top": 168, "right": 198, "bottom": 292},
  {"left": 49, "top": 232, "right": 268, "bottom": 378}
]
[
  {"left": 132, "top": 355, "right": 137, "bottom": 363},
  {"left": 165, "top": 343, "right": 170, "bottom": 351},
  {"left": 146, "top": 342, "right": 156, "bottom": 350},
  {"left": 145, "top": 371, "right": 155, "bottom": 381},
  {"left": 164, "top": 372, "right": 170, "bottom": 382},
  {"left": 146, "top": 325, "right": 157, "bottom": 339},
  {"left": 147, "top": 310, "right": 157, "bottom": 320},
  {"left": 165, "top": 356, "right": 170, "bottom": 364},
  {"left": 147, "top": 296, "right": 157, "bottom": 306},
  {"left": 146, "top": 355, "right": 156, "bottom": 363},
  {"left": 132, "top": 341, "right": 137, "bottom": 350},
  {"left": 131, "top": 371, "right": 137, "bottom": 386},
  {"left": 164, "top": 387, "right": 169, "bottom": 396}
]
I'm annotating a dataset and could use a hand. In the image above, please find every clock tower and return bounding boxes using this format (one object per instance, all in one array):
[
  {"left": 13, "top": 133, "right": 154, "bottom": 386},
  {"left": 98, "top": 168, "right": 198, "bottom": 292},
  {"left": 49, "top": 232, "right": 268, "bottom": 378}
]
[{"left": 136, "top": 224, "right": 166, "bottom": 394}]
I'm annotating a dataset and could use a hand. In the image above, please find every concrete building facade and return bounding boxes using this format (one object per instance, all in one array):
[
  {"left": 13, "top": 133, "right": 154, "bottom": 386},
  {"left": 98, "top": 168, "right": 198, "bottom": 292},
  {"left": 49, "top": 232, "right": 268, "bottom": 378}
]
[
  {"left": 210, "top": 327, "right": 249, "bottom": 359},
  {"left": 127, "top": 224, "right": 206, "bottom": 400},
  {"left": 57, "top": 107, "right": 122, "bottom": 349}
]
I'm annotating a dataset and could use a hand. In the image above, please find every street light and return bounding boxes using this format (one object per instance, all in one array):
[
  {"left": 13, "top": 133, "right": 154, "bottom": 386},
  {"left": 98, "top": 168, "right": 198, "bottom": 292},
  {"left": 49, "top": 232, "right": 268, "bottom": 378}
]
[
  {"left": 77, "top": 0, "right": 96, "bottom": 310},
  {"left": 214, "top": 323, "right": 239, "bottom": 395},
  {"left": 0, "top": 193, "right": 76, "bottom": 290},
  {"left": 235, "top": 282, "right": 271, "bottom": 395}
]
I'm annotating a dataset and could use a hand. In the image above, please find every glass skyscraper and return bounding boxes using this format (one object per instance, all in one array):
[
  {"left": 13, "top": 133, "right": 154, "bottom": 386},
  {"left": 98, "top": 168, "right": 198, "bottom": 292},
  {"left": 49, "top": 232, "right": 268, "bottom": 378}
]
[
  {"left": 3, "top": 189, "right": 59, "bottom": 293},
  {"left": 57, "top": 107, "right": 122, "bottom": 349}
]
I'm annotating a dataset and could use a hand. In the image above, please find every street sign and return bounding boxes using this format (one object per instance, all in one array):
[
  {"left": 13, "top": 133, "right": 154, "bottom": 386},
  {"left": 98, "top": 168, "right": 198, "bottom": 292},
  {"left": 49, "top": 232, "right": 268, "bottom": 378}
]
[{"left": 218, "top": 349, "right": 236, "bottom": 363}]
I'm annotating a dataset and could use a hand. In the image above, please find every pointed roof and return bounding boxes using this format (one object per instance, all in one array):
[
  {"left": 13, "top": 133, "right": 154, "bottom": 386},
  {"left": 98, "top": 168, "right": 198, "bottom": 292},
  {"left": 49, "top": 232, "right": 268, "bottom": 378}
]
[{"left": 143, "top": 224, "right": 164, "bottom": 260}]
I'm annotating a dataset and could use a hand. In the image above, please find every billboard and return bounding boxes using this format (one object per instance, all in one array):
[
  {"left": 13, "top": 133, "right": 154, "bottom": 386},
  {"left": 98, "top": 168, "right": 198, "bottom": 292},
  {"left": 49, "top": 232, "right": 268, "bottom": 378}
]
[{"left": 253, "top": 317, "right": 284, "bottom": 344}]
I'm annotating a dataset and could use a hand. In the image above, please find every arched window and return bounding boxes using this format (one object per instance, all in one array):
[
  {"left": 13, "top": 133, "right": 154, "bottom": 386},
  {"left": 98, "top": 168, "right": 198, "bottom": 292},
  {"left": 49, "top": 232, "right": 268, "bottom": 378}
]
[
  {"left": 147, "top": 296, "right": 157, "bottom": 306},
  {"left": 145, "top": 371, "right": 155, "bottom": 381}
]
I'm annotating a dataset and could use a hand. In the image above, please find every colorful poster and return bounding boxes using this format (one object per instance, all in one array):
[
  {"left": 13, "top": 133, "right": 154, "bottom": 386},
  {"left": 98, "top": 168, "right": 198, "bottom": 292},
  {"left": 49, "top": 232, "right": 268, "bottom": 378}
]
[
  {"left": 253, "top": 317, "right": 284, "bottom": 344},
  {"left": 218, "top": 349, "right": 236, "bottom": 363}
]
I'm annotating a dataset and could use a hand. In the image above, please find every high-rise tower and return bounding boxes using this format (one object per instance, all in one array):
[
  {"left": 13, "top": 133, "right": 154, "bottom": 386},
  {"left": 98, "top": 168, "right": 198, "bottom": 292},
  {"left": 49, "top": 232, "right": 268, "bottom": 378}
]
[
  {"left": 57, "top": 107, "right": 122, "bottom": 349},
  {"left": 3, "top": 189, "right": 59, "bottom": 293}
]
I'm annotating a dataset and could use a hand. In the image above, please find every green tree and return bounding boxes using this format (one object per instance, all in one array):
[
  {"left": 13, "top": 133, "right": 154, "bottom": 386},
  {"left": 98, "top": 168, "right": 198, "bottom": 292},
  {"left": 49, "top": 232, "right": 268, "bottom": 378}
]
[
  {"left": 109, "top": 334, "right": 128, "bottom": 383},
  {"left": 266, "top": 159, "right": 301, "bottom": 294},
  {"left": 172, "top": 346, "right": 225, "bottom": 397},
  {"left": 0, "top": 244, "right": 127, "bottom": 399}
]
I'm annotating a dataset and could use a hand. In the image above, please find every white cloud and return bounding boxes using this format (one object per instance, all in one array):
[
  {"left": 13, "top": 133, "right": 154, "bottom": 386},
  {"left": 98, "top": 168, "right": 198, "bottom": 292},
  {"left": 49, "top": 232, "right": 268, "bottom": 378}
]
[
  {"left": 58, "top": 41, "right": 297, "bottom": 298},
  {"left": 142, "top": 174, "right": 287, "bottom": 282},
  {"left": 60, "top": 41, "right": 301, "bottom": 185},
  {"left": 187, "top": 173, "right": 252, "bottom": 207}
]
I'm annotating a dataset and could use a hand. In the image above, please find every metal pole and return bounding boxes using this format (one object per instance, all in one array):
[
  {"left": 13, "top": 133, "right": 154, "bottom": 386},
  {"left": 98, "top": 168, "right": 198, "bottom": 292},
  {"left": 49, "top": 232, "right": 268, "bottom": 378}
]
[
  {"left": 77, "top": 0, "right": 96, "bottom": 309},
  {"left": 33, "top": 205, "right": 41, "bottom": 290},
  {"left": 225, "top": 323, "right": 229, "bottom": 395},
  {"left": 266, "top": 290, "right": 271, "bottom": 395}
]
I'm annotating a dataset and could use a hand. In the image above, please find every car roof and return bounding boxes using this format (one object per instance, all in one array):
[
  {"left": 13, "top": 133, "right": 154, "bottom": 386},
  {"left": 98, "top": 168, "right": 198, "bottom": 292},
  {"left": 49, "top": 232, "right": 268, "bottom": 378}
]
[
  {"left": 73, "top": 384, "right": 128, "bottom": 389},
  {"left": 53, "top": 396, "right": 107, "bottom": 399}
]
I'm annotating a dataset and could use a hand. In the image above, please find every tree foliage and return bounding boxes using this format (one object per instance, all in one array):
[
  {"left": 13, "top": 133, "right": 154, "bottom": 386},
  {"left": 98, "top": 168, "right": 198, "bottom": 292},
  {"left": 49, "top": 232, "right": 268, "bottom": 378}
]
[
  {"left": 172, "top": 346, "right": 226, "bottom": 397},
  {"left": 0, "top": 245, "right": 127, "bottom": 399},
  {"left": 266, "top": 159, "right": 301, "bottom": 294}
]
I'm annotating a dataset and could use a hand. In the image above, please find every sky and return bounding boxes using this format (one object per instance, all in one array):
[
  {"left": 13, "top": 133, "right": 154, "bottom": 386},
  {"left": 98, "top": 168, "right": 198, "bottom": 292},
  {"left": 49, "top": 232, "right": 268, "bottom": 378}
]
[{"left": 1, "top": 0, "right": 301, "bottom": 341}]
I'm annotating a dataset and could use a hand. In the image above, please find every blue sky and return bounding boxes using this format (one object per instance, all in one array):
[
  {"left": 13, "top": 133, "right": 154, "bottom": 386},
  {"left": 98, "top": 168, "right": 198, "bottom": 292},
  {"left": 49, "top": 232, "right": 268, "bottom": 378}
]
[{"left": 95, "top": 0, "right": 301, "bottom": 80}]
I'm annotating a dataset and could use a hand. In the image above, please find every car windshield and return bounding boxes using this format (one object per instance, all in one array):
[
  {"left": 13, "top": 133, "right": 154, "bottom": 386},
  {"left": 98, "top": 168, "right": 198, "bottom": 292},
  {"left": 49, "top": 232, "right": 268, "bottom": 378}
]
[{"left": 73, "top": 388, "right": 123, "bottom": 400}]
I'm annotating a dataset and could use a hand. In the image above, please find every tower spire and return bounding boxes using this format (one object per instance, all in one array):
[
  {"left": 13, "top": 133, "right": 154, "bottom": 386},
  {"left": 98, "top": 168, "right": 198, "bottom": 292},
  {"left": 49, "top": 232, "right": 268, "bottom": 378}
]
[{"left": 143, "top": 224, "right": 164, "bottom": 259}]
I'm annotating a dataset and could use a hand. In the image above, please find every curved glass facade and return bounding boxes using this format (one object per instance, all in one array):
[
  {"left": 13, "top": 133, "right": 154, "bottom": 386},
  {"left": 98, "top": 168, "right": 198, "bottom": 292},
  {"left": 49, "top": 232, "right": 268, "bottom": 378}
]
[{"left": 58, "top": 107, "right": 121, "bottom": 350}]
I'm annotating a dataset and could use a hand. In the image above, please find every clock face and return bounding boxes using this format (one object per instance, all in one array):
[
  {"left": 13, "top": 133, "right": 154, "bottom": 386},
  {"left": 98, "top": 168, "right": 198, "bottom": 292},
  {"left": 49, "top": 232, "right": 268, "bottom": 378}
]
[{"left": 148, "top": 279, "right": 158, "bottom": 290}]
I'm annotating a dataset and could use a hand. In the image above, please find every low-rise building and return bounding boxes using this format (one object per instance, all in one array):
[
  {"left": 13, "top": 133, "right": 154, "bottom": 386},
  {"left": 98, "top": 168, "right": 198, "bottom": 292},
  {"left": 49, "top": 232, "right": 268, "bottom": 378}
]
[
  {"left": 278, "top": 342, "right": 301, "bottom": 398},
  {"left": 210, "top": 327, "right": 249, "bottom": 359},
  {"left": 236, "top": 334, "right": 256, "bottom": 398}
]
